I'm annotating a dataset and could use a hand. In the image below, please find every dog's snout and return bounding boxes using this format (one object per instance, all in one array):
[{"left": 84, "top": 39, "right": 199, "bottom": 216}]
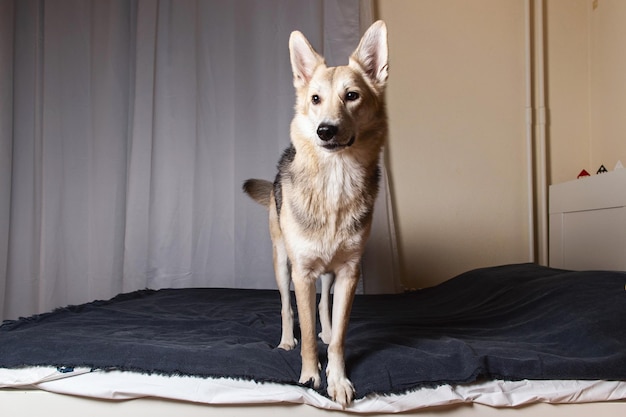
[{"left": 317, "top": 124, "right": 338, "bottom": 142}]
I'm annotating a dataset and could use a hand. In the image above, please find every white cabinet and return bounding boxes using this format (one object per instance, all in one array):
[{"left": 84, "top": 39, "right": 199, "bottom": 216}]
[{"left": 549, "top": 169, "right": 626, "bottom": 270}]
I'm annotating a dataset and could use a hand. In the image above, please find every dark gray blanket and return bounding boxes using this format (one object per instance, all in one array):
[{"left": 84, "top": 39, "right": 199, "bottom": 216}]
[{"left": 2, "top": 263, "right": 626, "bottom": 398}]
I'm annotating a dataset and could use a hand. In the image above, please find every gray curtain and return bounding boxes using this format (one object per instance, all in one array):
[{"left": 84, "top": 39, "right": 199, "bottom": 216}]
[{"left": 0, "top": 0, "right": 400, "bottom": 322}]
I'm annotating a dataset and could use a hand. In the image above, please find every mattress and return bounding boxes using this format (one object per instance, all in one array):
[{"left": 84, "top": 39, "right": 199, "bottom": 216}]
[{"left": 2, "top": 263, "right": 626, "bottom": 412}]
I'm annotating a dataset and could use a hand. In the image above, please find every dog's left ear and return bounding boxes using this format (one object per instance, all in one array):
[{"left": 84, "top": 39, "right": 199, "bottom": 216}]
[{"left": 350, "top": 20, "right": 388, "bottom": 90}]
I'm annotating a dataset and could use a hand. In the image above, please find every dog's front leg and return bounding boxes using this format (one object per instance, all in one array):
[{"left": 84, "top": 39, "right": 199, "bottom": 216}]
[
  {"left": 292, "top": 270, "right": 321, "bottom": 388},
  {"left": 273, "top": 239, "right": 297, "bottom": 350},
  {"left": 325, "top": 263, "right": 359, "bottom": 406}
]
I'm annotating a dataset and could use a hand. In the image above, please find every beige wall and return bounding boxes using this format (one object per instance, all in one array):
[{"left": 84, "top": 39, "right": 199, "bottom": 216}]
[
  {"left": 545, "top": 0, "right": 591, "bottom": 185},
  {"left": 588, "top": 0, "right": 626, "bottom": 173},
  {"left": 378, "top": 0, "right": 626, "bottom": 288},
  {"left": 547, "top": 0, "right": 626, "bottom": 183},
  {"left": 378, "top": 0, "right": 531, "bottom": 288}
]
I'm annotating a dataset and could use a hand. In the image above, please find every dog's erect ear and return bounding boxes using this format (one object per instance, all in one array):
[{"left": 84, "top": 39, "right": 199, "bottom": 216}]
[
  {"left": 289, "top": 31, "right": 325, "bottom": 89},
  {"left": 349, "top": 20, "right": 388, "bottom": 90}
]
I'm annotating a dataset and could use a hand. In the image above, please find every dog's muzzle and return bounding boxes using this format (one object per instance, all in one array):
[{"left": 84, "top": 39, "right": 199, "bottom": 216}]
[{"left": 317, "top": 124, "right": 355, "bottom": 151}]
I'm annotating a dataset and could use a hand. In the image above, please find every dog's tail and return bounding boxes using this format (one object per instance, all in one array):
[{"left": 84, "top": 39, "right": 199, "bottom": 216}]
[{"left": 242, "top": 179, "right": 272, "bottom": 207}]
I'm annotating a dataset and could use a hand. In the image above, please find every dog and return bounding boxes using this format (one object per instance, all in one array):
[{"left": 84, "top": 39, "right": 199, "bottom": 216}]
[{"left": 243, "top": 20, "right": 388, "bottom": 406}]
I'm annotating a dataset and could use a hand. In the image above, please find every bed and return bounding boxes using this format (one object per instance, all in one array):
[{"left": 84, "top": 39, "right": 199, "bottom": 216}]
[{"left": 2, "top": 170, "right": 626, "bottom": 416}]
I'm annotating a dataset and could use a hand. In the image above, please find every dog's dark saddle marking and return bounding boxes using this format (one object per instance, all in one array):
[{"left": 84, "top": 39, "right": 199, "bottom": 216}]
[{"left": 273, "top": 145, "right": 296, "bottom": 218}]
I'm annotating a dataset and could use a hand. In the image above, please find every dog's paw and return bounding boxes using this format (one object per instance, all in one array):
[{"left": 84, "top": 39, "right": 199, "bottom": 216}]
[
  {"left": 317, "top": 330, "right": 332, "bottom": 345},
  {"left": 277, "top": 338, "right": 297, "bottom": 350},
  {"left": 327, "top": 375, "right": 355, "bottom": 407},
  {"left": 299, "top": 366, "right": 321, "bottom": 389}
]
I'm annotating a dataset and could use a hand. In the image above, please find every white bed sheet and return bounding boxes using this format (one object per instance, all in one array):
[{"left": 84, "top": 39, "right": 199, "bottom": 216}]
[{"left": 2, "top": 367, "right": 626, "bottom": 413}]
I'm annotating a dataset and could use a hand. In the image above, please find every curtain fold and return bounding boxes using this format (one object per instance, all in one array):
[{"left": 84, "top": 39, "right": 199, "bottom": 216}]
[
  {"left": 1, "top": 0, "right": 399, "bottom": 322},
  {"left": 0, "top": 0, "right": 16, "bottom": 319}
]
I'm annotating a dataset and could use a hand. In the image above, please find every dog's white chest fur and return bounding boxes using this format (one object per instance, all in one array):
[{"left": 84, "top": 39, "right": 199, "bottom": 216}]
[
  {"left": 281, "top": 153, "right": 373, "bottom": 274},
  {"left": 320, "top": 155, "right": 363, "bottom": 203}
]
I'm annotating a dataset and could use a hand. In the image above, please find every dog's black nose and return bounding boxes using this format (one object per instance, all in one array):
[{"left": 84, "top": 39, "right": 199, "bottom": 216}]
[{"left": 317, "top": 124, "right": 338, "bottom": 142}]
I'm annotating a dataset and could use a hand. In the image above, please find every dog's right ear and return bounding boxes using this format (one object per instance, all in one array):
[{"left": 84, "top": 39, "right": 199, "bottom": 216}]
[{"left": 289, "top": 31, "right": 324, "bottom": 89}]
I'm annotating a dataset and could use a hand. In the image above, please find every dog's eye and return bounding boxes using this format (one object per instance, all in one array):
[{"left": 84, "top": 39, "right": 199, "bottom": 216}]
[
  {"left": 311, "top": 94, "right": 321, "bottom": 105},
  {"left": 345, "top": 91, "right": 360, "bottom": 101}
]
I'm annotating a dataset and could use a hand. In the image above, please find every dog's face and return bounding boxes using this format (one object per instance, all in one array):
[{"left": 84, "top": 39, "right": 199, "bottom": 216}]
[{"left": 289, "top": 22, "right": 388, "bottom": 155}]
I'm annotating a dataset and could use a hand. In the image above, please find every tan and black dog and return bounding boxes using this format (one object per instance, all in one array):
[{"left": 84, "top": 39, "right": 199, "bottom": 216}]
[{"left": 243, "top": 20, "right": 388, "bottom": 406}]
